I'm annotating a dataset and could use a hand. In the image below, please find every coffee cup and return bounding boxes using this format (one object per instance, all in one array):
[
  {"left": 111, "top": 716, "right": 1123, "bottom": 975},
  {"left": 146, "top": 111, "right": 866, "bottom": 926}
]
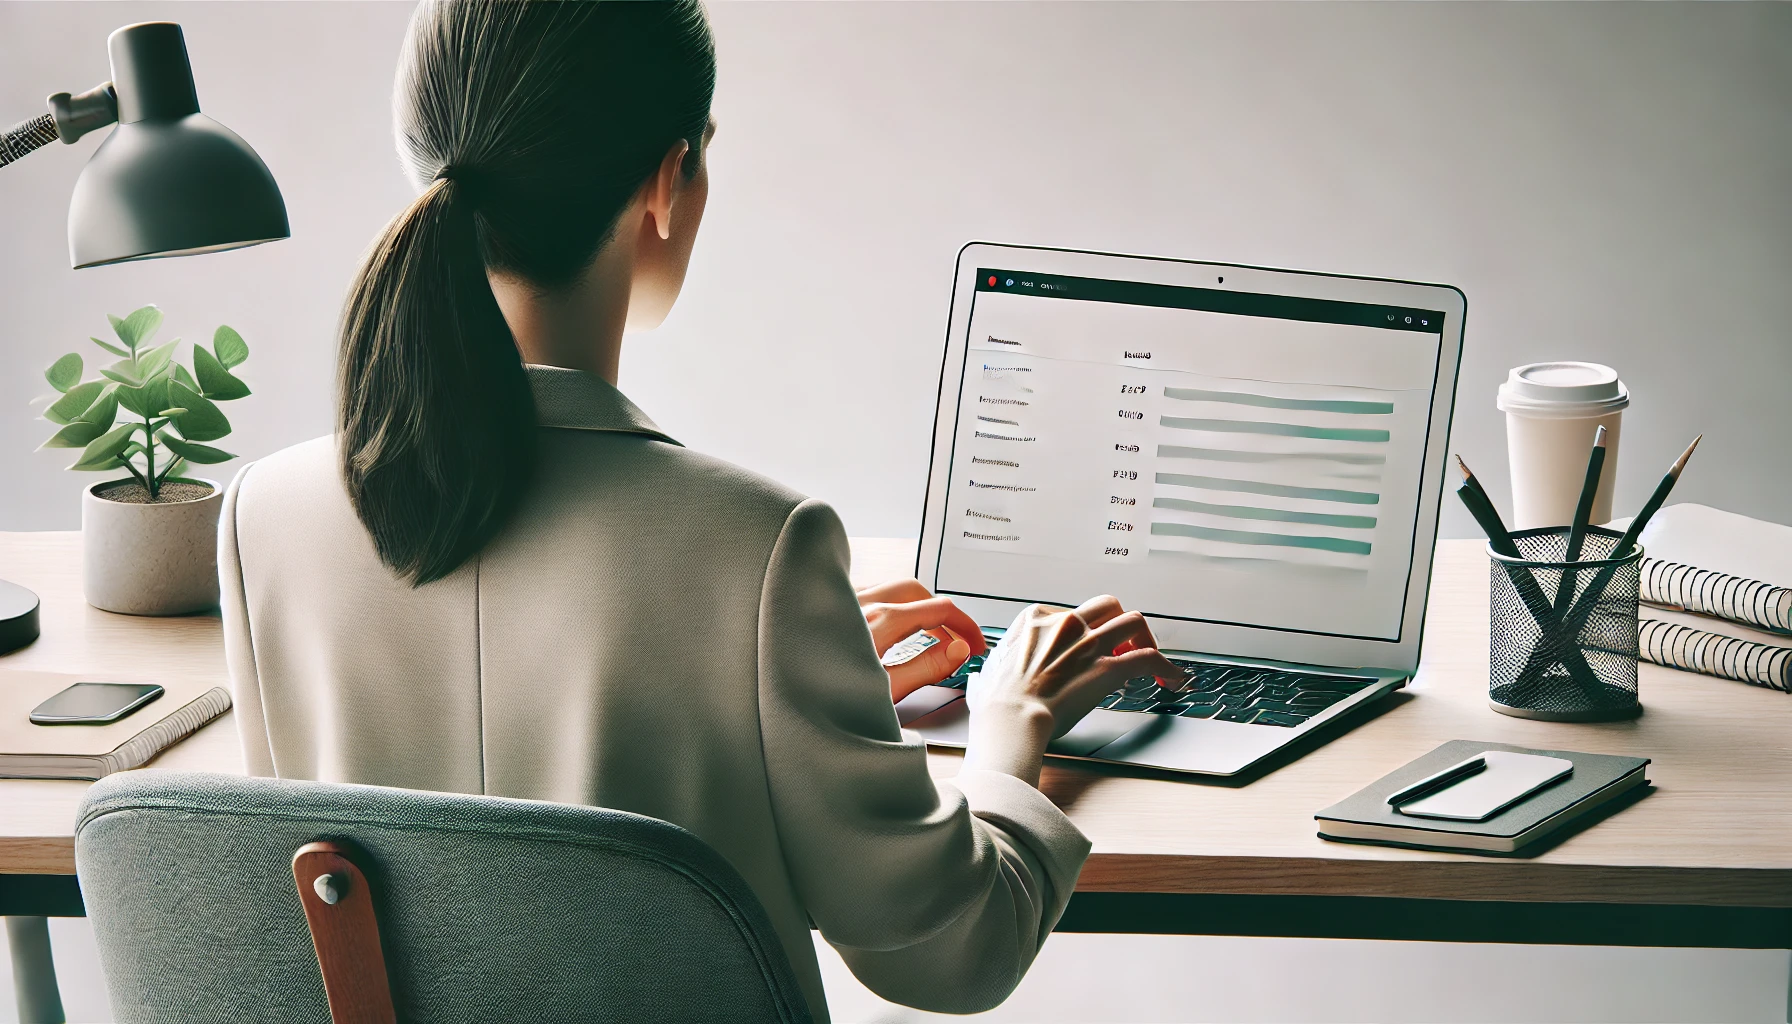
[{"left": 1497, "top": 362, "right": 1628, "bottom": 530}]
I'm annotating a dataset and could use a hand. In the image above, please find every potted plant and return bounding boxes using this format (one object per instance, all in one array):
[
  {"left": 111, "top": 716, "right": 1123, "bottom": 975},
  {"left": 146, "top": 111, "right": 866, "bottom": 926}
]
[{"left": 36, "top": 304, "right": 252, "bottom": 615}]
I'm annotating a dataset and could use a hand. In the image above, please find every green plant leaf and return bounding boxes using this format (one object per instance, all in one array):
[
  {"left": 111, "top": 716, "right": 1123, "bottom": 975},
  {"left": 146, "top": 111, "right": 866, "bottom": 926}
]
[
  {"left": 112, "top": 305, "right": 163, "bottom": 351},
  {"left": 158, "top": 407, "right": 188, "bottom": 417},
  {"left": 70, "top": 423, "right": 135, "bottom": 469},
  {"left": 165, "top": 380, "right": 232, "bottom": 442},
  {"left": 89, "top": 336, "right": 130, "bottom": 358},
  {"left": 77, "top": 389, "right": 119, "bottom": 430},
  {"left": 159, "top": 457, "right": 189, "bottom": 482},
  {"left": 160, "top": 434, "right": 235, "bottom": 464},
  {"left": 70, "top": 457, "right": 125, "bottom": 473},
  {"left": 119, "top": 441, "right": 147, "bottom": 460},
  {"left": 40, "top": 420, "right": 108, "bottom": 449},
  {"left": 100, "top": 353, "right": 144, "bottom": 387},
  {"left": 45, "top": 354, "right": 83, "bottom": 393},
  {"left": 115, "top": 376, "right": 170, "bottom": 419},
  {"left": 193, "top": 345, "right": 251, "bottom": 400},
  {"left": 172, "top": 362, "right": 199, "bottom": 391},
  {"left": 134, "top": 339, "right": 178, "bottom": 381},
  {"left": 212, "top": 325, "right": 249, "bottom": 369},
  {"left": 43, "top": 380, "right": 104, "bottom": 425}
]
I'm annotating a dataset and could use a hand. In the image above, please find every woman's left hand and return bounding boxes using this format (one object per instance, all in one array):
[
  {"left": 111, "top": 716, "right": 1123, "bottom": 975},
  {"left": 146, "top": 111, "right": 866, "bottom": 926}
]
[{"left": 857, "top": 579, "right": 989, "bottom": 703}]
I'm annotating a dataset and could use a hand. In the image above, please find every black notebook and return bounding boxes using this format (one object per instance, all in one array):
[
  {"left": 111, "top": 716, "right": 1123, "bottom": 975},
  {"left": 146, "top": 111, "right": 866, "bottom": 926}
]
[{"left": 1316, "top": 740, "right": 1650, "bottom": 854}]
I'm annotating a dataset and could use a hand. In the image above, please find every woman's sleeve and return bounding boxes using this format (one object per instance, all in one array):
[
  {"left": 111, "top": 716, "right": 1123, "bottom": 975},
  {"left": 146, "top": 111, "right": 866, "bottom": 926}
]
[
  {"left": 755, "top": 499, "right": 1090, "bottom": 1014},
  {"left": 218, "top": 464, "right": 277, "bottom": 778}
]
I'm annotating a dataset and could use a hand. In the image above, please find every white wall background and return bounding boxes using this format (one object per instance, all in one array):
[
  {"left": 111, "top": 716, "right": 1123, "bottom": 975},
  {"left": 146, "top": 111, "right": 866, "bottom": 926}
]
[
  {"left": 2, "top": 3, "right": 1789, "bottom": 1022},
  {"left": 2, "top": 1, "right": 1790, "bottom": 537}
]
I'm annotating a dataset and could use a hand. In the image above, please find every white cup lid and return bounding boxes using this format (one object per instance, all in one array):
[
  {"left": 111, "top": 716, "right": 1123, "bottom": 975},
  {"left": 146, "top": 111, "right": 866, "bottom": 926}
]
[{"left": 1497, "top": 361, "right": 1629, "bottom": 417}]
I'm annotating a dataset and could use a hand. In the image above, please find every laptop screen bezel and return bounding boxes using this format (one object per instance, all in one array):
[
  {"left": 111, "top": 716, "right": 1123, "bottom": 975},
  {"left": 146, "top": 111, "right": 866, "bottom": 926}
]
[{"left": 914, "top": 242, "right": 1466, "bottom": 675}]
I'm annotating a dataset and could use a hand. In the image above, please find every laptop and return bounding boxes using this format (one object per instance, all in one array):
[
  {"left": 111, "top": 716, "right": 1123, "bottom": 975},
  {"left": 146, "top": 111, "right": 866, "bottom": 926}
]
[{"left": 898, "top": 243, "right": 1466, "bottom": 776}]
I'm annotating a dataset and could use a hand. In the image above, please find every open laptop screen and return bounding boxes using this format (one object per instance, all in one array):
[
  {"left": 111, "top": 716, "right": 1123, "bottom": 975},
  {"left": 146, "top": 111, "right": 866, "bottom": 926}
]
[{"left": 932, "top": 269, "right": 1447, "bottom": 642}]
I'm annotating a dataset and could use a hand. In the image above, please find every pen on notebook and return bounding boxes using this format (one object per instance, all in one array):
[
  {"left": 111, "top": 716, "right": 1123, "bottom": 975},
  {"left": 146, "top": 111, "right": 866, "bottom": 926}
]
[
  {"left": 1610, "top": 435, "right": 1702, "bottom": 559},
  {"left": 1387, "top": 755, "right": 1488, "bottom": 806},
  {"left": 1453, "top": 456, "right": 1521, "bottom": 559},
  {"left": 1563, "top": 425, "right": 1607, "bottom": 566}
]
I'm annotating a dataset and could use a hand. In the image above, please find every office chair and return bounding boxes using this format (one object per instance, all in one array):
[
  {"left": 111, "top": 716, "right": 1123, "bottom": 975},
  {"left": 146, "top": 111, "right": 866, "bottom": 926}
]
[{"left": 74, "top": 771, "right": 814, "bottom": 1024}]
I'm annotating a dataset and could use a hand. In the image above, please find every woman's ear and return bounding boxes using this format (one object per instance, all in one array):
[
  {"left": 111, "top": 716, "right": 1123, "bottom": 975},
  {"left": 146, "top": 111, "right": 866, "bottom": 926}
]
[{"left": 645, "top": 139, "right": 691, "bottom": 242}]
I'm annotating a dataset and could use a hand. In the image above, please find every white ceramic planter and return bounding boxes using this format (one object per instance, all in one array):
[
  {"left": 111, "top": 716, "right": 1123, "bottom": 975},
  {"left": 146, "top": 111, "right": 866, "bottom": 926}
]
[{"left": 82, "top": 477, "right": 224, "bottom": 615}]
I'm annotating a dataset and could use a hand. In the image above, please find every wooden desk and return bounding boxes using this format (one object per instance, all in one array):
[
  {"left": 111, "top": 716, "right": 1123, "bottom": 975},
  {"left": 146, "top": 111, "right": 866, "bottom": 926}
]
[{"left": 4, "top": 531, "right": 1791, "bottom": 949}]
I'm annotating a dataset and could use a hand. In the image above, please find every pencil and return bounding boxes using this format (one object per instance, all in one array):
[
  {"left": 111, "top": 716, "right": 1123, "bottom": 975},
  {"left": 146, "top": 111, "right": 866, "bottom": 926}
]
[
  {"left": 1563, "top": 425, "right": 1607, "bottom": 565},
  {"left": 1610, "top": 434, "right": 1702, "bottom": 559},
  {"left": 1454, "top": 456, "right": 1520, "bottom": 558},
  {"left": 1552, "top": 425, "right": 1609, "bottom": 615}
]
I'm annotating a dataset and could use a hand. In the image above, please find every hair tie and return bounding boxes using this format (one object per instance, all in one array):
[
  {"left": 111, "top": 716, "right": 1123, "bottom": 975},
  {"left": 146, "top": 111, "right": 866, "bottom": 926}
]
[{"left": 433, "top": 165, "right": 486, "bottom": 205}]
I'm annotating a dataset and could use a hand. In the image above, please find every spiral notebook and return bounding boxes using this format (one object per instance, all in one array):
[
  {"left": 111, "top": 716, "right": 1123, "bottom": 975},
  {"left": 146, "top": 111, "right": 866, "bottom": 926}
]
[
  {"left": 1611, "top": 504, "right": 1792, "bottom": 692},
  {"left": 1638, "top": 613, "right": 1790, "bottom": 693}
]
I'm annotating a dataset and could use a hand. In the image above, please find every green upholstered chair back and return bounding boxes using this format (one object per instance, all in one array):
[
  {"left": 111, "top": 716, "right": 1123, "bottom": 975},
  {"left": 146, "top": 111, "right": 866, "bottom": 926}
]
[{"left": 75, "top": 771, "right": 813, "bottom": 1024}]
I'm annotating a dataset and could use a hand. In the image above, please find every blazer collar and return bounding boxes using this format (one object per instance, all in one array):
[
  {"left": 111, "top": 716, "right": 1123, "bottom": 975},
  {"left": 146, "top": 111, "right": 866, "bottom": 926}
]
[{"left": 526, "top": 364, "right": 680, "bottom": 446}]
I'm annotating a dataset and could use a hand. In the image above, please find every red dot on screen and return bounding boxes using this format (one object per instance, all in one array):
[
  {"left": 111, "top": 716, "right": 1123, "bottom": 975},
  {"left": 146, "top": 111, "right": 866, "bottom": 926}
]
[{"left": 987, "top": 276, "right": 996, "bottom": 287}]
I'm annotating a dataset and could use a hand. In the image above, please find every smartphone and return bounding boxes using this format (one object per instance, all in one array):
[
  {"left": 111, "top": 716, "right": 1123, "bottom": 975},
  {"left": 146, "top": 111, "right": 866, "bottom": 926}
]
[
  {"left": 1393, "top": 751, "right": 1574, "bottom": 822},
  {"left": 29, "top": 682, "right": 165, "bottom": 725}
]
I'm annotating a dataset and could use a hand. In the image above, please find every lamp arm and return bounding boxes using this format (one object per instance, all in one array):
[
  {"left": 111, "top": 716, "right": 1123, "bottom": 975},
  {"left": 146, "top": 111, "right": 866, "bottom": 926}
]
[
  {"left": 0, "top": 82, "right": 118, "bottom": 170},
  {"left": 0, "top": 114, "right": 59, "bottom": 168}
]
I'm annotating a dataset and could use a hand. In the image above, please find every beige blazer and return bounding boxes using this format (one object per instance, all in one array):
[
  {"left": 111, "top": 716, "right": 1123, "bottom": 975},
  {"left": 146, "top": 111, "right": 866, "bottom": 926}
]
[{"left": 219, "top": 364, "right": 1089, "bottom": 1019}]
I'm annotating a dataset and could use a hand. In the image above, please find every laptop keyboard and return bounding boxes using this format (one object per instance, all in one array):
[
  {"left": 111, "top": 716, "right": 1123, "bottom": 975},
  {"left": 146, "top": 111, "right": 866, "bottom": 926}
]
[{"left": 932, "top": 649, "right": 1378, "bottom": 728}]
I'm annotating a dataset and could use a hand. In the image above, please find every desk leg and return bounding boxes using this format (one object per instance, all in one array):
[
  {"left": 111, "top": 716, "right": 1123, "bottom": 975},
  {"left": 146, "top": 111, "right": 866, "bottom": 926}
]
[{"left": 5, "top": 917, "right": 65, "bottom": 1024}]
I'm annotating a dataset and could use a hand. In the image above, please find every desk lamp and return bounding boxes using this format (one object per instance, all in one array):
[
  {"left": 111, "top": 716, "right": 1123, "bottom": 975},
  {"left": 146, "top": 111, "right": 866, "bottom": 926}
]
[{"left": 0, "top": 21, "right": 289, "bottom": 653}]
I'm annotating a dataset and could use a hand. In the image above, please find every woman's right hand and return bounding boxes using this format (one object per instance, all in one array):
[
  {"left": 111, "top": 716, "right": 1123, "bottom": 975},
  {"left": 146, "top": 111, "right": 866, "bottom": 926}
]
[{"left": 962, "top": 596, "right": 1179, "bottom": 786}]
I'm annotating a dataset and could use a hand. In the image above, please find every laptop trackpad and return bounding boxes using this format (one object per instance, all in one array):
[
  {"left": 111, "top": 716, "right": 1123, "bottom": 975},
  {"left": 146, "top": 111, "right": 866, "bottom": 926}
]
[
  {"left": 1047, "top": 710, "right": 1142, "bottom": 756},
  {"left": 906, "top": 698, "right": 1139, "bottom": 757},
  {"left": 895, "top": 685, "right": 965, "bottom": 727}
]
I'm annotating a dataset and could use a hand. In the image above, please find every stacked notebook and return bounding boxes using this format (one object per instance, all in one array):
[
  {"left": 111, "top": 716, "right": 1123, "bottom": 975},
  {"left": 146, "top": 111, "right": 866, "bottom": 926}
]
[
  {"left": 1614, "top": 504, "right": 1792, "bottom": 693},
  {"left": 0, "top": 670, "right": 231, "bottom": 780}
]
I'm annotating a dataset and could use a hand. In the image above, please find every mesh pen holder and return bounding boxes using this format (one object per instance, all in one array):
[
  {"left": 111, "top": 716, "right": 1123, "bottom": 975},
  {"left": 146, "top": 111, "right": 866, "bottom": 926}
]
[{"left": 1489, "top": 526, "right": 1643, "bottom": 722}]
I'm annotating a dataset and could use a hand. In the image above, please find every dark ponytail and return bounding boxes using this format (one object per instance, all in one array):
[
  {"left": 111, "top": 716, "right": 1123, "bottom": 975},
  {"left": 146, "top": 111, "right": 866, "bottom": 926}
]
[{"left": 338, "top": 0, "right": 716, "bottom": 585}]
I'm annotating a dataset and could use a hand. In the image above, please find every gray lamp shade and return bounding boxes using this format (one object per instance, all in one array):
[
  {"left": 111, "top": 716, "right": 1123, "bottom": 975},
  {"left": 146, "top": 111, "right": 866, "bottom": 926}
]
[{"left": 68, "top": 23, "right": 288, "bottom": 269}]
